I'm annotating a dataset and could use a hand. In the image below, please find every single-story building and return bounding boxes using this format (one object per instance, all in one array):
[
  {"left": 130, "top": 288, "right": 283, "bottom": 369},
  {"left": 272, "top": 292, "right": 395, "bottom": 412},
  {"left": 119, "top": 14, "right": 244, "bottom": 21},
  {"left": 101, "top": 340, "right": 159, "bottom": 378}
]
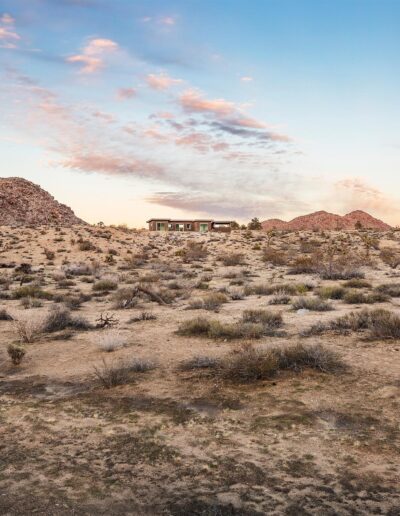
[{"left": 147, "top": 219, "right": 233, "bottom": 232}]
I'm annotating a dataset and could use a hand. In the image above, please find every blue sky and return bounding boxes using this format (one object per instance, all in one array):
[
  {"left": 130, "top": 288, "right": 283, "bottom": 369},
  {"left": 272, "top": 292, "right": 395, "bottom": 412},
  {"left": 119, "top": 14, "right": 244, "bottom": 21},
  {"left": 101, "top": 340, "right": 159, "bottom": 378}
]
[{"left": 0, "top": 0, "right": 399, "bottom": 225}]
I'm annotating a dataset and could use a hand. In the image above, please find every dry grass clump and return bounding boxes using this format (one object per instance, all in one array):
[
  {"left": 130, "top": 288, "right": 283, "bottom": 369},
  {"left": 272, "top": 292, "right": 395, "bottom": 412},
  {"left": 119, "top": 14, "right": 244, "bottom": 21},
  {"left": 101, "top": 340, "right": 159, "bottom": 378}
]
[
  {"left": 181, "top": 241, "right": 208, "bottom": 262},
  {"left": 129, "top": 312, "right": 156, "bottom": 323},
  {"left": 93, "top": 279, "right": 118, "bottom": 292},
  {"left": 380, "top": 248, "right": 400, "bottom": 269},
  {"left": 262, "top": 247, "right": 287, "bottom": 266},
  {"left": 288, "top": 255, "right": 317, "bottom": 274},
  {"left": 375, "top": 283, "right": 400, "bottom": 297},
  {"left": 94, "top": 357, "right": 156, "bottom": 388},
  {"left": 220, "top": 343, "right": 345, "bottom": 383},
  {"left": 96, "top": 331, "right": 127, "bottom": 352},
  {"left": 188, "top": 292, "right": 228, "bottom": 311},
  {"left": 13, "top": 285, "right": 53, "bottom": 300},
  {"left": 343, "top": 290, "right": 388, "bottom": 305},
  {"left": 292, "top": 296, "right": 332, "bottom": 311},
  {"left": 244, "top": 283, "right": 298, "bottom": 296},
  {"left": 14, "top": 314, "right": 44, "bottom": 343},
  {"left": 317, "top": 286, "right": 345, "bottom": 300},
  {"left": 343, "top": 278, "right": 372, "bottom": 289},
  {"left": 111, "top": 287, "right": 138, "bottom": 309},
  {"left": 219, "top": 253, "right": 245, "bottom": 266},
  {"left": 303, "top": 308, "right": 400, "bottom": 340},
  {"left": 7, "top": 343, "right": 26, "bottom": 365},
  {"left": 179, "top": 355, "right": 220, "bottom": 371},
  {"left": 177, "top": 311, "right": 283, "bottom": 340},
  {"left": 269, "top": 294, "right": 291, "bottom": 305}
]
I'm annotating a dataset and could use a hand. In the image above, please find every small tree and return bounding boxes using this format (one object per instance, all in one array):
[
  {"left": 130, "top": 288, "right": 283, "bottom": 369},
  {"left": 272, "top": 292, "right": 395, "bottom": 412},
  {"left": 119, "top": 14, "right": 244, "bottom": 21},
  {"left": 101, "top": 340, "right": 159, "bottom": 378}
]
[
  {"left": 248, "top": 217, "right": 262, "bottom": 230},
  {"left": 355, "top": 220, "right": 363, "bottom": 230},
  {"left": 231, "top": 221, "right": 239, "bottom": 229}
]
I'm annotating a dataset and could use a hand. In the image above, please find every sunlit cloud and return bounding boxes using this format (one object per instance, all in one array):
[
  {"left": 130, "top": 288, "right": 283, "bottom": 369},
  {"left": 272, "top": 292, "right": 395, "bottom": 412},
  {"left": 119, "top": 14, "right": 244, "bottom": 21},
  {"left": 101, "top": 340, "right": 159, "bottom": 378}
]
[
  {"left": 146, "top": 72, "right": 183, "bottom": 90},
  {"left": 66, "top": 37, "right": 119, "bottom": 73},
  {"left": 116, "top": 87, "right": 136, "bottom": 100},
  {"left": 241, "top": 76, "right": 253, "bottom": 82},
  {"left": 0, "top": 12, "right": 21, "bottom": 48}
]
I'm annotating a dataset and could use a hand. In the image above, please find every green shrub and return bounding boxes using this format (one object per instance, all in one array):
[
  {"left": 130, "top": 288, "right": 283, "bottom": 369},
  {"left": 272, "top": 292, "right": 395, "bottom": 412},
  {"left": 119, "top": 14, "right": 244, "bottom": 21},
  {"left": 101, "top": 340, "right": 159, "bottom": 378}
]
[
  {"left": 375, "top": 283, "right": 400, "bottom": 297},
  {"left": 343, "top": 279, "right": 371, "bottom": 289},
  {"left": 188, "top": 292, "right": 228, "bottom": 311},
  {"left": 343, "top": 290, "right": 388, "bottom": 304}
]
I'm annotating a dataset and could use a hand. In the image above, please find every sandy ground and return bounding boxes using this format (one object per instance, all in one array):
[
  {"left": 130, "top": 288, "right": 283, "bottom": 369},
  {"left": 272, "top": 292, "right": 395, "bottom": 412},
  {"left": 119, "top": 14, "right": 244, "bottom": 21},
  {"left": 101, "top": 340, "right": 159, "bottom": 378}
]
[{"left": 0, "top": 224, "right": 399, "bottom": 515}]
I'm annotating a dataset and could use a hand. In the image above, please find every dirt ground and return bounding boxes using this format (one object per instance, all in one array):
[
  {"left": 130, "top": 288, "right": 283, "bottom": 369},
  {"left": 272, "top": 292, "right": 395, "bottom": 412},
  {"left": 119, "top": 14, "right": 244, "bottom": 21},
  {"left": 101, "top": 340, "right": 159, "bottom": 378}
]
[{"left": 0, "top": 224, "right": 399, "bottom": 515}]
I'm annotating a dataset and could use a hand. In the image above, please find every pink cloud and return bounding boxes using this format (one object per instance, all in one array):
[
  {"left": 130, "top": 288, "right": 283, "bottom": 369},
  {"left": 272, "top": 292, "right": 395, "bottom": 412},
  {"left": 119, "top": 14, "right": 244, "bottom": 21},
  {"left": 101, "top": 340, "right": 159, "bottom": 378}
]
[
  {"left": 1, "top": 13, "right": 15, "bottom": 24},
  {"left": 117, "top": 87, "right": 136, "bottom": 100},
  {"left": 160, "top": 16, "right": 176, "bottom": 26},
  {"left": 66, "top": 38, "right": 119, "bottom": 73},
  {"left": 179, "top": 89, "right": 235, "bottom": 117},
  {"left": 146, "top": 73, "right": 183, "bottom": 90}
]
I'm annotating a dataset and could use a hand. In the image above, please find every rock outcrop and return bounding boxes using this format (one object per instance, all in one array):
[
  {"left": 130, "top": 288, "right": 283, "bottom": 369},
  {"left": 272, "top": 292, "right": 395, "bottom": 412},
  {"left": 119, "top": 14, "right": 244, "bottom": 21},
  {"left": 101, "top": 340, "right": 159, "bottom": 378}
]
[
  {"left": 0, "top": 177, "right": 86, "bottom": 226},
  {"left": 262, "top": 210, "right": 391, "bottom": 231}
]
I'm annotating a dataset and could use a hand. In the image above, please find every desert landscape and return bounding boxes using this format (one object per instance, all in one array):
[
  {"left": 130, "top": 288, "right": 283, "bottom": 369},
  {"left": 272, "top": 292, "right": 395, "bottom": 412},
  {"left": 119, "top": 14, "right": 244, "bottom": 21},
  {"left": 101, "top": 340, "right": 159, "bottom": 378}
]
[{"left": 0, "top": 180, "right": 399, "bottom": 515}]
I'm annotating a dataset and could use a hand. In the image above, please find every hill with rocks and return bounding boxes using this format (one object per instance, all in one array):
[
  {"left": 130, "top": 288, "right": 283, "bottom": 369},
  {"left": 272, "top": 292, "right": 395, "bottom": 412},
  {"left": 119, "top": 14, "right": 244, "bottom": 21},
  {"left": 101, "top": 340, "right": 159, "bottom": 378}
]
[
  {"left": 261, "top": 210, "right": 391, "bottom": 231},
  {"left": 0, "top": 177, "right": 85, "bottom": 226}
]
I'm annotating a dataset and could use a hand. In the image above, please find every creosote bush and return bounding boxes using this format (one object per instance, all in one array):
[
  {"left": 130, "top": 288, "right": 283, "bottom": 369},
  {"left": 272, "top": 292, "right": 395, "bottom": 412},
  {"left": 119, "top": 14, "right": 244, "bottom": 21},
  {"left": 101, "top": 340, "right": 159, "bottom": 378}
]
[
  {"left": 42, "top": 306, "right": 91, "bottom": 333},
  {"left": 219, "top": 253, "right": 245, "bottom": 266}
]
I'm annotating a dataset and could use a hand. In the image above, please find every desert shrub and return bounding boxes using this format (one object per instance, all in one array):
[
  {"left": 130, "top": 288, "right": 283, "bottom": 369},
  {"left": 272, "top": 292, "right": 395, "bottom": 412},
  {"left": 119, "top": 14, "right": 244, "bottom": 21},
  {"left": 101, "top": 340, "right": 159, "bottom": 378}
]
[
  {"left": 20, "top": 297, "right": 43, "bottom": 309},
  {"left": 93, "top": 279, "right": 118, "bottom": 292},
  {"left": 177, "top": 316, "right": 276, "bottom": 340},
  {"left": 343, "top": 279, "right": 371, "bottom": 289},
  {"left": 292, "top": 296, "right": 332, "bottom": 311},
  {"left": 375, "top": 283, "right": 400, "bottom": 297},
  {"left": 97, "top": 331, "right": 127, "bottom": 352},
  {"left": 78, "top": 240, "right": 96, "bottom": 251},
  {"left": 269, "top": 294, "right": 291, "bottom": 305},
  {"left": 112, "top": 288, "right": 138, "bottom": 309},
  {"left": 288, "top": 255, "right": 317, "bottom": 274},
  {"left": 244, "top": 283, "right": 297, "bottom": 296},
  {"left": 0, "top": 308, "right": 13, "bottom": 320},
  {"left": 14, "top": 315, "right": 44, "bottom": 343},
  {"left": 380, "top": 248, "right": 400, "bottom": 269},
  {"left": 366, "top": 309, "right": 400, "bottom": 339},
  {"left": 179, "top": 355, "right": 220, "bottom": 371},
  {"left": 64, "top": 263, "right": 94, "bottom": 276},
  {"left": 42, "top": 306, "right": 91, "bottom": 333},
  {"left": 188, "top": 292, "right": 228, "bottom": 311},
  {"left": 220, "top": 343, "right": 344, "bottom": 383},
  {"left": 219, "top": 253, "right": 245, "bottom": 266},
  {"left": 182, "top": 242, "right": 208, "bottom": 262},
  {"left": 94, "top": 357, "right": 155, "bottom": 388},
  {"left": 128, "top": 312, "right": 156, "bottom": 323},
  {"left": 7, "top": 343, "right": 26, "bottom": 365},
  {"left": 262, "top": 248, "right": 287, "bottom": 266},
  {"left": 228, "top": 287, "right": 245, "bottom": 300},
  {"left": 305, "top": 308, "right": 400, "bottom": 339},
  {"left": 13, "top": 285, "right": 53, "bottom": 300},
  {"left": 44, "top": 249, "right": 55, "bottom": 260},
  {"left": 317, "top": 286, "right": 345, "bottom": 300},
  {"left": 343, "top": 290, "right": 388, "bottom": 304},
  {"left": 242, "top": 309, "right": 283, "bottom": 329}
]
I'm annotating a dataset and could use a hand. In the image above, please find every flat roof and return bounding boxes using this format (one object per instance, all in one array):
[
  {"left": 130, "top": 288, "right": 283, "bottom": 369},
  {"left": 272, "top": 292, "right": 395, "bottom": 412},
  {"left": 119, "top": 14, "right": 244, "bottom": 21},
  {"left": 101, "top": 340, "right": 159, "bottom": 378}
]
[{"left": 146, "top": 219, "right": 214, "bottom": 223}]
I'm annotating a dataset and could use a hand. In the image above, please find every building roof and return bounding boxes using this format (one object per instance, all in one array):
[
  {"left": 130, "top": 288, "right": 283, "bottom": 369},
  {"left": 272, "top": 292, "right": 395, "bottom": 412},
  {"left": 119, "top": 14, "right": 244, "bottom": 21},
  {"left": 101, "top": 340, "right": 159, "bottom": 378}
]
[{"left": 146, "top": 218, "right": 214, "bottom": 223}]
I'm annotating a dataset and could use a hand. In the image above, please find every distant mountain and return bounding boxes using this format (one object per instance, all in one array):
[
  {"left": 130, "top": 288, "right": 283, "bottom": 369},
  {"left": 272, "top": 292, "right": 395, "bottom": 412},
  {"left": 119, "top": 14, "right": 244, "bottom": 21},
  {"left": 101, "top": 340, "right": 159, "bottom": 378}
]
[
  {"left": 261, "top": 210, "right": 391, "bottom": 231},
  {"left": 0, "top": 177, "right": 86, "bottom": 226}
]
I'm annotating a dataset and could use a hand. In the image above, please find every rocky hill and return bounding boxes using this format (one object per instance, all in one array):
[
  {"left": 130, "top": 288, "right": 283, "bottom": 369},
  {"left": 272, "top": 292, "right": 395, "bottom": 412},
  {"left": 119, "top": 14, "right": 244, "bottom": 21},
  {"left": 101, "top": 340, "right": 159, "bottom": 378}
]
[
  {"left": 262, "top": 210, "right": 391, "bottom": 231},
  {"left": 0, "top": 177, "right": 85, "bottom": 226}
]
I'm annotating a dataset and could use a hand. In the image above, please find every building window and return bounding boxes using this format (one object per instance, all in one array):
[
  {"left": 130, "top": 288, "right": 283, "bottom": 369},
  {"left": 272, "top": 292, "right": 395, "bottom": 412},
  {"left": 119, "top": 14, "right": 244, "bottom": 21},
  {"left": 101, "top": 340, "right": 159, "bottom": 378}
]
[
  {"left": 156, "top": 222, "right": 166, "bottom": 231},
  {"left": 199, "top": 223, "right": 208, "bottom": 232},
  {"left": 186, "top": 223, "right": 191, "bottom": 230},
  {"left": 168, "top": 223, "right": 174, "bottom": 230},
  {"left": 176, "top": 223, "right": 184, "bottom": 231}
]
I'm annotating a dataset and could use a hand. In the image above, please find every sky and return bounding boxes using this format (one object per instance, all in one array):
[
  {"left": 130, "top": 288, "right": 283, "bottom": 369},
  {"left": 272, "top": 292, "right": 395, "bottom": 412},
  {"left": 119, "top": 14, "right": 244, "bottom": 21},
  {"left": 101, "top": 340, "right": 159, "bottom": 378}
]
[{"left": 0, "top": 0, "right": 399, "bottom": 227}]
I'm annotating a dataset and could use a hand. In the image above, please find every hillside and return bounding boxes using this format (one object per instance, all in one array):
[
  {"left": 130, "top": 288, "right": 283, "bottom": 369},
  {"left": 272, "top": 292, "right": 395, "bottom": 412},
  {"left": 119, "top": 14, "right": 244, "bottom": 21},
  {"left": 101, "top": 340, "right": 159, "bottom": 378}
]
[
  {"left": 0, "top": 177, "right": 85, "bottom": 226},
  {"left": 262, "top": 210, "right": 391, "bottom": 231}
]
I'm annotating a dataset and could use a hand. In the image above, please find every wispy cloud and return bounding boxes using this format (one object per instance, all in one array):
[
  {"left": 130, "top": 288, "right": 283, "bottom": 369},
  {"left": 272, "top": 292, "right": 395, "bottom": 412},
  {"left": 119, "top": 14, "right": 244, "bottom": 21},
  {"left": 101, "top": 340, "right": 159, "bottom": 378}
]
[
  {"left": 146, "top": 72, "right": 183, "bottom": 90},
  {"left": 66, "top": 37, "right": 119, "bottom": 73},
  {"left": 116, "top": 87, "right": 136, "bottom": 100},
  {"left": 0, "top": 12, "right": 20, "bottom": 48}
]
